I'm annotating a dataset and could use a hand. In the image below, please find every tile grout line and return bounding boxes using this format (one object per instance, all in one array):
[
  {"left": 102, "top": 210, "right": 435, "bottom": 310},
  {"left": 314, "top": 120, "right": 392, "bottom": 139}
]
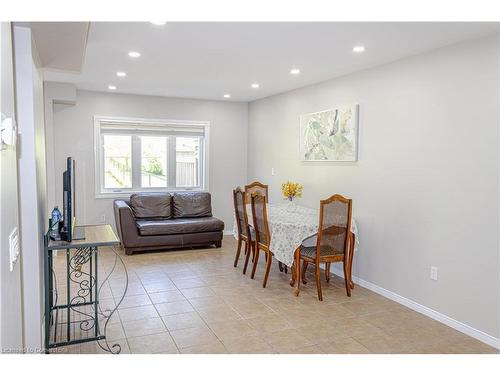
[
  {"left": 174, "top": 260, "right": 237, "bottom": 352},
  {"left": 134, "top": 267, "right": 181, "bottom": 353},
  {"left": 182, "top": 278, "right": 236, "bottom": 353}
]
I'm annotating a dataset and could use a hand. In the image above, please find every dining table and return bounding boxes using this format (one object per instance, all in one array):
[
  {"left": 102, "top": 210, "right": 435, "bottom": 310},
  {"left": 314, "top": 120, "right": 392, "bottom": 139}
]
[{"left": 232, "top": 201, "right": 359, "bottom": 284}]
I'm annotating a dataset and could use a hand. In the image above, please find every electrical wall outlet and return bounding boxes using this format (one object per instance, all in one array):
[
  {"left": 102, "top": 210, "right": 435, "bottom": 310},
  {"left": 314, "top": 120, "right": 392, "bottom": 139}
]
[
  {"left": 100, "top": 214, "right": 106, "bottom": 223},
  {"left": 271, "top": 167, "right": 275, "bottom": 176},
  {"left": 430, "top": 266, "right": 438, "bottom": 281}
]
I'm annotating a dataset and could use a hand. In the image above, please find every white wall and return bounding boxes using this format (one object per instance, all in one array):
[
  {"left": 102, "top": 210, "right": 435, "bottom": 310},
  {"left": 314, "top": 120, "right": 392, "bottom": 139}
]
[
  {"left": 44, "top": 82, "right": 76, "bottom": 212},
  {"left": 51, "top": 90, "right": 248, "bottom": 232},
  {"left": 13, "top": 25, "right": 47, "bottom": 352},
  {"left": 0, "top": 22, "right": 23, "bottom": 352},
  {"left": 247, "top": 35, "right": 500, "bottom": 339}
]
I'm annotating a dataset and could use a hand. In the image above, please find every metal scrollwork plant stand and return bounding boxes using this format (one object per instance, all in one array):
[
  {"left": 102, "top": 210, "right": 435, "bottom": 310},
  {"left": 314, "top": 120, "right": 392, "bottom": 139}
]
[{"left": 43, "top": 225, "right": 125, "bottom": 354}]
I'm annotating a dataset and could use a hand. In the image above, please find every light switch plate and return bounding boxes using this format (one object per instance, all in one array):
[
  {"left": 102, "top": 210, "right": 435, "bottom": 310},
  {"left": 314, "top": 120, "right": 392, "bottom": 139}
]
[{"left": 9, "top": 227, "right": 20, "bottom": 272}]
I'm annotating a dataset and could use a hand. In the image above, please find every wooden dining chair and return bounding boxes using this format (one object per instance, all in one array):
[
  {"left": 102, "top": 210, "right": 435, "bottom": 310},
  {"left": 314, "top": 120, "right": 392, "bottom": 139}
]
[
  {"left": 250, "top": 192, "right": 274, "bottom": 288},
  {"left": 245, "top": 181, "right": 287, "bottom": 274},
  {"left": 293, "top": 194, "right": 353, "bottom": 301},
  {"left": 245, "top": 181, "right": 269, "bottom": 203},
  {"left": 233, "top": 187, "right": 254, "bottom": 274},
  {"left": 300, "top": 232, "right": 356, "bottom": 289}
]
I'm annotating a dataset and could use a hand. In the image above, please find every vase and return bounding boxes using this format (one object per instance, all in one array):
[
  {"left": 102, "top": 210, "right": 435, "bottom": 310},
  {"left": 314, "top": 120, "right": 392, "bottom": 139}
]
[{"left": 285, "top": 198, "right": 297, "bottom": 212}]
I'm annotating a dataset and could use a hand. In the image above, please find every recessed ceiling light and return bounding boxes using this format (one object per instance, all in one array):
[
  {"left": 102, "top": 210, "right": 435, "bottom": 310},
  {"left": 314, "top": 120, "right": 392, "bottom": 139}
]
[
  {"left": 128, "top": 51, "right": 141, "bottom": 58},
  {"left": 223, "top": 94, "right": 231, "bottom": 98},
  {"left": 251, "top": 83, "right": 260, "bottom": 89},
  {"left": 352, "top": 45, "right": 365, "bottom": 53},
  {"left": 290, "top": 68, "right": 301, "bottom": 75},
  {"left": 150, "top": 21, "right": 166, "bottom": 26},
  {"left": 108, "top": 85, "right": 117, "bottom": 90},
  {"left": 116, "top": 71, "right": 127, "bottom": 77}
]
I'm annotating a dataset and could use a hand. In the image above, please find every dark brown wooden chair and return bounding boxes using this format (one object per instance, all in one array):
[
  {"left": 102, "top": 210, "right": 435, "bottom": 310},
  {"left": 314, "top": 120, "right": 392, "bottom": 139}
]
[
  {"left": 250, "top": 192, "right": 274, "bottom": 288},
  {"left": 233, "top": 187, "right": 254, "bottom": 274},
  {"left": 245, "top": 181, "right": 269, "bottom": 203},
  {"left": 245, "top": 181, "right": 287, "bottom": 274},
  {"left": 293, "top": 194, "right": 353, "bottom": 301}
]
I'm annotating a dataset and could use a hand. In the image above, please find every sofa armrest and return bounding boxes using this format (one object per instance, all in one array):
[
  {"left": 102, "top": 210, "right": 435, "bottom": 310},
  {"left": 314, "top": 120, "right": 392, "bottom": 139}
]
[{"left": 113, "top": 200, "right": 138, "bottom": 248}]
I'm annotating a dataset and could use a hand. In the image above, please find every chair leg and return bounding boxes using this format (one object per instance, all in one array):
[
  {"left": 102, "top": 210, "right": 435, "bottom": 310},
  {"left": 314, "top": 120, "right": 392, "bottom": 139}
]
[
  {"left": 290, "top": 262, "right": 296, "bottom": 287},
  {"left": 301, "top": 260, "right": 309, "bottom": 284},
  {"left": 315, "top": 263, "right": 323, "bottom": 301},
  {"left": 250, "top": 243, "right": 259, "bottom": 279},
  {"left": 262, "top": 251, "right": 272, "bottom": 288},
  {"left": 343, "top": 260, "right": 351, "bottom": 297},
  {"left": 294, "top": 248, "right": 301, "bottom": 296},
  {"left": 348, "top": 233, "right": 355, "bottom": 290},
  {"left": 233, "top": 237, "right": 242, "bottom": 267},
  {"left": 325, "top": 262, "right": 331, "bottom": 283},
  {"left": 242, "top": 241, "right": 252, "bottom": 275}
]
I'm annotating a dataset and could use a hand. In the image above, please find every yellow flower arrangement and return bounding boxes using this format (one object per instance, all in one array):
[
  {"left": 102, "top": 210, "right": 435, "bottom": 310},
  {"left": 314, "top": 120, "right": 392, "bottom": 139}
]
[{"left": 281, "top": 181, "right": 303, "bottom": 201}]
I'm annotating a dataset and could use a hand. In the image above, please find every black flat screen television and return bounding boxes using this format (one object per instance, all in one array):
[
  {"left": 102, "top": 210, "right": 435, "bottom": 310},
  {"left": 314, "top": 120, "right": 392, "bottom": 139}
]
[{"left": 60, "top": 157, "right": 84, "bottom": 241}]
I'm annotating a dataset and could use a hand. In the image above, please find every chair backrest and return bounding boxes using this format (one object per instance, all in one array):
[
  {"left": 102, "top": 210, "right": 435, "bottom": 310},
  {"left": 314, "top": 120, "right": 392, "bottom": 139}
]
[
  {"left": 250, "top": 192, "right": 270, "bottom": 249},
  {"left": 245, "top": 181, "right": 269, "bottom": 203},
  {"left": 315, "top": 194, "right": 352, "bottom": 260},
  {"left": 233, "top": 187, "right": 250, "bottom": 239}
]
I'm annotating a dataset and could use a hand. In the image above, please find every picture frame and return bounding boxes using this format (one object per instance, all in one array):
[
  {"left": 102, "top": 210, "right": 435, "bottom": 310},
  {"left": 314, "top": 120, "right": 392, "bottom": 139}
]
[{"left": 300, "top": 104, "right": 359, "bottom": 161}]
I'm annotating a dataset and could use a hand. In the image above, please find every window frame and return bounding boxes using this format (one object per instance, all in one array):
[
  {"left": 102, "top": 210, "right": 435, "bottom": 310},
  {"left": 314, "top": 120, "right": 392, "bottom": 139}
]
[{"left": 94, "top": 116, "right": 210, "bottom": 198}]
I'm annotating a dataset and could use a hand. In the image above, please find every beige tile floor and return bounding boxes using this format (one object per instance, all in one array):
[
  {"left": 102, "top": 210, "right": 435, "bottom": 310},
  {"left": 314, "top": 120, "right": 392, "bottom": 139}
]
[{"left": 50, "top": 235, "right": 498, "bottom": 354}]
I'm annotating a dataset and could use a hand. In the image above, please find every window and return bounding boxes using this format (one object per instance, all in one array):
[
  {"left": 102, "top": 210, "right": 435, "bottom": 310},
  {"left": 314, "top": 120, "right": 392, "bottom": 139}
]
[
  {"left": 141, "top": 136, "right": 168, "bottom": 188},
  {"left": 95, "top": 116, "right": 209, "bottom": 197},
  {"left": 176, "top": 137, "right": 200, "bottom": 188},
  {"left": 103, "top": 135, "right": 132, "bottom": 189}
]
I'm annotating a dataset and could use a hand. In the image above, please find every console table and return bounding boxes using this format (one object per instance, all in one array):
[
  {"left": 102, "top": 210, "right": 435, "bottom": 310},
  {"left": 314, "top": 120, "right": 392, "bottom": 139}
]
[{"left": 43, "top": 224, "right": 124, "bottom": 353}]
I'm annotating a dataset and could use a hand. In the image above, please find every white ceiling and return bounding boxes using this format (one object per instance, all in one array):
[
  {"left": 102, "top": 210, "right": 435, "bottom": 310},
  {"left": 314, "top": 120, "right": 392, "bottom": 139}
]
[{"left": 42, "top": 22, "right": 498, "bottom": 102}]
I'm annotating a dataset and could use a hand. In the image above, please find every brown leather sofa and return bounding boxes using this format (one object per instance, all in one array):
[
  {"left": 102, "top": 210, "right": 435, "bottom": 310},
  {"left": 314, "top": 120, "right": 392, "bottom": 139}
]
[{"left": 113, "top": 192, "right": 224, "bottom": 255}]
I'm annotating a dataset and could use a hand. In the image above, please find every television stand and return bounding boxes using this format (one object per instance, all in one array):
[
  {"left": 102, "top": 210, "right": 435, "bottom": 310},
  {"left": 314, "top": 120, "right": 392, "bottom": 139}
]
[{"left": 43, "top": 224, "right": 125, "bottom": 354}]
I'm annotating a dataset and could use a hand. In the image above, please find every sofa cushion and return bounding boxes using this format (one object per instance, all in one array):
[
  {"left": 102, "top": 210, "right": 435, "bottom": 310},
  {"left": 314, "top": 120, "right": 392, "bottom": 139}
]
[
  {"left": 172, "top": 192, "right": 212, "bottom": 218},
  {"left": 136, "top": 217, "right": 224, "bottom": 236},
  {"left": 129, "top": 193, "right": 172, "bottom": 219}
]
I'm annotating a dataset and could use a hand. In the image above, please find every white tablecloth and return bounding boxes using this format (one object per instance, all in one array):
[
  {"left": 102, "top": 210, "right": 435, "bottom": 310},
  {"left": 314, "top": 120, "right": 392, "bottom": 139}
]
[{"left": 232, "top": 202, "right": 359, "bottom": 267}]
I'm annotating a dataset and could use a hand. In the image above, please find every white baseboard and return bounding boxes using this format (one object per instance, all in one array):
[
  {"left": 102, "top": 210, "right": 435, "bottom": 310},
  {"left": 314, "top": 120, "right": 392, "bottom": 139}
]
[
  {"left": 326, "top": 266, "right": 500, "bottom": 350},
  {"left": 223, "top": 229, "right": 234, "bottom": 236}
]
